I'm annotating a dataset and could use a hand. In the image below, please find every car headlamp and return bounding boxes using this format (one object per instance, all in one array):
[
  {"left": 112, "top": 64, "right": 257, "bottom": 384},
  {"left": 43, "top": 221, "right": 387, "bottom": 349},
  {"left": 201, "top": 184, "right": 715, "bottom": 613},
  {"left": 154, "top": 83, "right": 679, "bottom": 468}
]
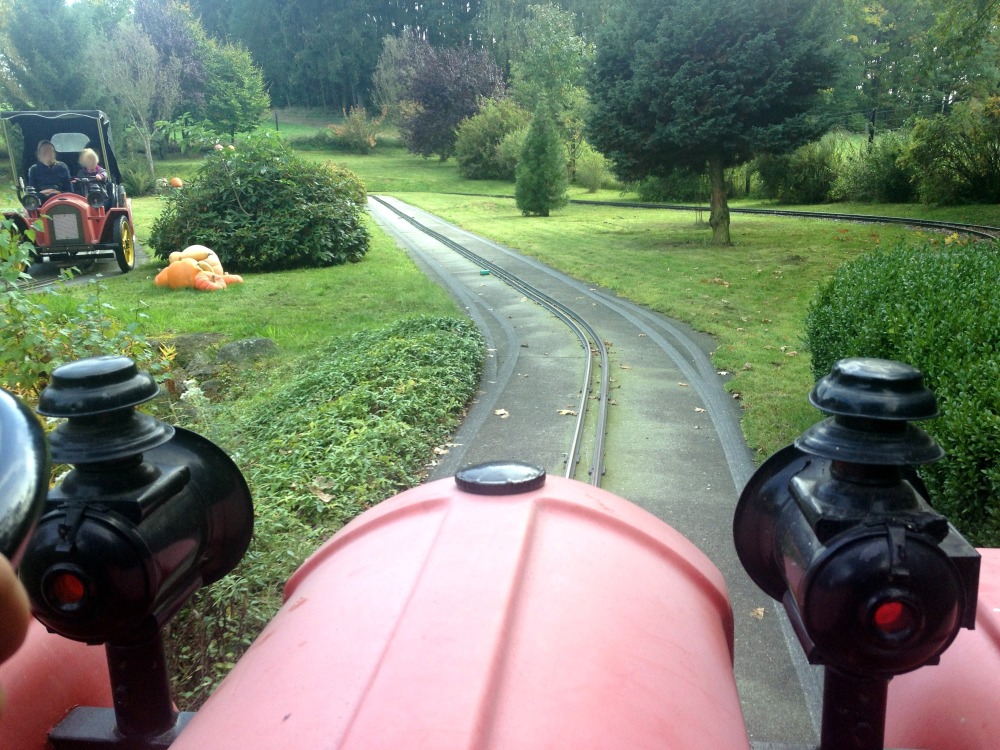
[{"left": 22, "top": 189, "right": 41, "bottom": 211}]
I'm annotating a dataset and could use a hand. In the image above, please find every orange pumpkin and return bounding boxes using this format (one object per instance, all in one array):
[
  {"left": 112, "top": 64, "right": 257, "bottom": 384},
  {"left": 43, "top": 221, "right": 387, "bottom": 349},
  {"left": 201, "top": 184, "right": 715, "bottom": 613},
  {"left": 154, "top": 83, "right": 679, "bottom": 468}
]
[
  {"left": 154, "top": 258, "right": 202, "bottom": 289},
  {"left": 169, "top": 177, "right": 183, "bottom": 188},
  {"left": 222, "top": 273, "right": 244, "bottom": 286},
  {"left": 193, "top": 270, "right": 227, "bottom": 291},
  {"left": 168, "top": 246, "right": 224, "bottom": 276}
]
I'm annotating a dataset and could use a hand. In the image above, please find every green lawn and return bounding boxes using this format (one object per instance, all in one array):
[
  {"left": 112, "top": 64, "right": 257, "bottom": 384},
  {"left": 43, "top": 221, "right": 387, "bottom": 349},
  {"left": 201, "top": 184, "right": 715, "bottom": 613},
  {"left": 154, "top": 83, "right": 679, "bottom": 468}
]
[
  {"left": 75, "top": 211, "right": 462, "bottom": 357},
  {"left": 10, "top": 134, "right": 998, "bottom": 458}
]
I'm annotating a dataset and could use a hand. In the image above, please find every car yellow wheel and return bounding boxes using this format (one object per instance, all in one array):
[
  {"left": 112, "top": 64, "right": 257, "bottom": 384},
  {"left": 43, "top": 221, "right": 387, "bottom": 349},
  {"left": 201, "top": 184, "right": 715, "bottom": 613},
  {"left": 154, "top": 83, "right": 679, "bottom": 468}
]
[{"left": 113, "top": 216, "right": 135, "bottom": 273}]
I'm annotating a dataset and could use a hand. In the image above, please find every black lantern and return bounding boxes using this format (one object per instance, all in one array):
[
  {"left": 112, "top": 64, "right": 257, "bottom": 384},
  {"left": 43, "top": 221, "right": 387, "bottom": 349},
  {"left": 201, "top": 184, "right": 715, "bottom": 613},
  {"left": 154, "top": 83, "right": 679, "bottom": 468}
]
[{"left": 734, "top": 358, "right": 980, "bottom": 750}]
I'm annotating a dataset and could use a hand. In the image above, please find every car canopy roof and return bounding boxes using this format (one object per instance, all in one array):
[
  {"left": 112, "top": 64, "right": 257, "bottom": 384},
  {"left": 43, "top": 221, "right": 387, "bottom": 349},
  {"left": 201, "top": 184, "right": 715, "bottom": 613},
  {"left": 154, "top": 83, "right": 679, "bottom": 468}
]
[{"left": 1, "top": 110, "right": 121, "bottom": 183}]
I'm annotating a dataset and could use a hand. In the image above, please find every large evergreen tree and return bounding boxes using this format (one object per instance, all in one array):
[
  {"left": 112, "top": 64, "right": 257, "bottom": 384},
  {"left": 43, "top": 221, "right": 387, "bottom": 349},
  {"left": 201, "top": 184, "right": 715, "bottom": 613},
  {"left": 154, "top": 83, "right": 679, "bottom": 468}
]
[{"left": 588, "top": 0, "right": 841, "bottom": 244}]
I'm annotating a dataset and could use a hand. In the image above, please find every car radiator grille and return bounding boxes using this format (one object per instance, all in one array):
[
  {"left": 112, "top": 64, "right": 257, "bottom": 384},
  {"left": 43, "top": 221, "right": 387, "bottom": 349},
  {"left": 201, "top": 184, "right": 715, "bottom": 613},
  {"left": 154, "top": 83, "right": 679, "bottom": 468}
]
[{"left": 49, "top": 208, "right": 83, "bottom": 242}]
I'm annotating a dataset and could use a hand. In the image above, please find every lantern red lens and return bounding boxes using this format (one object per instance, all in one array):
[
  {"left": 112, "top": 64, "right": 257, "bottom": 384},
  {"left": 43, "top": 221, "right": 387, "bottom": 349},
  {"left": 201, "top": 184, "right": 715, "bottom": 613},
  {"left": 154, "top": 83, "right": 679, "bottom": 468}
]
[
  {"left": 872, "top": 599, "right": 917, "bottom": 636},
  {"left": 48, "top": 571, "right": 87, "bottom": 607}
]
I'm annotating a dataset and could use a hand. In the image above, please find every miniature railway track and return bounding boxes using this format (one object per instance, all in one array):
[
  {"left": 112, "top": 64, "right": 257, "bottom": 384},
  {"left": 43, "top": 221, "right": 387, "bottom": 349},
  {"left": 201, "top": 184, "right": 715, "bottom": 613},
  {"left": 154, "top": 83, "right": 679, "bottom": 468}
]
[
  {"left": 576, "top": 199, "right": 1000, "bottom": 241},
  {"left": 9, "top": 258, "right": 97, "bottom": 293},
  {"left": 444, "top": 192, "right": 1000, "bottom": 241},
  {"left": 371, "top": 194, "right": 611, "bottom": 486}
]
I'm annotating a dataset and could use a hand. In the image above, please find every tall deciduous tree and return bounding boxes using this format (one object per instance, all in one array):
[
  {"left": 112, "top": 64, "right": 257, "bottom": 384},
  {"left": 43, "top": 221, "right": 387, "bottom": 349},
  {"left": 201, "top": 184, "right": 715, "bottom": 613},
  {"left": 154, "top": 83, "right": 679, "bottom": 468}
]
[
  {"left": 399, "top": 44, "right": 504, "bottom": 160},
  {"left": 135, "top": 0, "right": 210, "bottom": 116},
  {"left": 588, "top": 0, "right": 841, "bottom": 245},
  {"left": 203, "top": 42, "right": 270, "bottom": 140},
  {"left": 372, "top": 32, "right": 424, "bottom": 124},
  {"left": 1, "top": 3, "right": 81, "bottom": 109},
  {"left": 93, "top": 22, "right": 182, "bottom": 178},
  {"left": 511, "top": 4, "right": 592, "bottom": 176}
]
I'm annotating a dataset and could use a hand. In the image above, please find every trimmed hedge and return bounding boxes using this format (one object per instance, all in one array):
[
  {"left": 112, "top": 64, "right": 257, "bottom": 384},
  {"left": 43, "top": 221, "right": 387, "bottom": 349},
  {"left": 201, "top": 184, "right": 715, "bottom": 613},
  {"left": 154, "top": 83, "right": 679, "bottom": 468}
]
[
  {"left": 806, "top": 241, "right": 1000, "bottom": 544},
  {"left": 149, "top": 132, "right": 369, "bottom": 273}
]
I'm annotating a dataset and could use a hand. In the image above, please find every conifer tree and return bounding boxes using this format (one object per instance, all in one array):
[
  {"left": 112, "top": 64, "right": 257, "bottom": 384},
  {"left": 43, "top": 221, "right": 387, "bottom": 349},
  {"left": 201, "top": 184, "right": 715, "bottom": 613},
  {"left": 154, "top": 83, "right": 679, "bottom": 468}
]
[
  {"left": 515, "top": 104, "right": 568, "bottom": 217},
  {"left": 588, "top": 0, "right": 841, "bottom": 244}
]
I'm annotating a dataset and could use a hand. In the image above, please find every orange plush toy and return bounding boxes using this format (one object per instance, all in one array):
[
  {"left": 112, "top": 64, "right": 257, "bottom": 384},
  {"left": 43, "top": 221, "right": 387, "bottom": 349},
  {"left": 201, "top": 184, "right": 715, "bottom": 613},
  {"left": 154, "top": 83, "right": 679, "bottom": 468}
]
[{"left": 154, "top": 245, "right": 243, "bottom": 291}]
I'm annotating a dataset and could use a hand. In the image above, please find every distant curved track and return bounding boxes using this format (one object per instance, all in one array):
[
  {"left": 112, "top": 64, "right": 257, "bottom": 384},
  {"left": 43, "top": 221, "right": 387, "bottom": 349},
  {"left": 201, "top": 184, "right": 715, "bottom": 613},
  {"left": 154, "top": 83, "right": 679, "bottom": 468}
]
[
  {"left": 445, "top": 192, "right": 1000, "bottom": 241},
  {"left": 371, "top": 194, "right": 610, "bottom": 485}
]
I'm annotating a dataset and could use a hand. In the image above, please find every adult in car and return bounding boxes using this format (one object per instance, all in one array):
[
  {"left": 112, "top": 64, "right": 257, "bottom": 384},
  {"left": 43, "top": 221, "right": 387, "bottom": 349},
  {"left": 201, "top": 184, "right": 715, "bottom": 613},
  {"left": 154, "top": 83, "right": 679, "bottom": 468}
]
[{"left": 27, "top": 140, "right": 71, "bottom": 196}]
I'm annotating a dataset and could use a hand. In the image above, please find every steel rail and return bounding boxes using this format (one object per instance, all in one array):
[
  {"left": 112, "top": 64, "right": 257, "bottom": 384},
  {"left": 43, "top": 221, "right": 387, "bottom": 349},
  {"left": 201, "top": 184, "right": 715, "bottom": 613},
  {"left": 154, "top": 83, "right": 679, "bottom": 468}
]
[
  {"left": 371, "top": 195, "right": 610, "bottom": 486},
  {"left": 575, "top": 200, "right": 1000, "bottom": 241}
]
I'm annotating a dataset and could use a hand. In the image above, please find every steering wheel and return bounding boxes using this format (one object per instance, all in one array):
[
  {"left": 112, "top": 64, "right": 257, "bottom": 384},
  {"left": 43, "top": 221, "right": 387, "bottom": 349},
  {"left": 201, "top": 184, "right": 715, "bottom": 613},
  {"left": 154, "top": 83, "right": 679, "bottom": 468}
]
[{"left": 0, "top": 389, "right": 50, "bottom": 564}]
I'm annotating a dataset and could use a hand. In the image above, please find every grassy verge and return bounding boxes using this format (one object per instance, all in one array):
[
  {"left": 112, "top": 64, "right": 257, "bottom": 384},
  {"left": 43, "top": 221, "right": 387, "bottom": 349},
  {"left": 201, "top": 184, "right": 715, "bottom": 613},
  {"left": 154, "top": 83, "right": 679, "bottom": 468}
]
[{"left": 166, "top": 317, "right": 484, "bottom": 707}]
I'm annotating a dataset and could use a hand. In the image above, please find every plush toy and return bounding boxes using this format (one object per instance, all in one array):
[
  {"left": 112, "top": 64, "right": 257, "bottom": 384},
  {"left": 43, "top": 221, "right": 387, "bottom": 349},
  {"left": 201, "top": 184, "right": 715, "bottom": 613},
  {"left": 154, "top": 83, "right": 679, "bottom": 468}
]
[{"left": 154, "top": 245, "right": 243, "bottom": 291}]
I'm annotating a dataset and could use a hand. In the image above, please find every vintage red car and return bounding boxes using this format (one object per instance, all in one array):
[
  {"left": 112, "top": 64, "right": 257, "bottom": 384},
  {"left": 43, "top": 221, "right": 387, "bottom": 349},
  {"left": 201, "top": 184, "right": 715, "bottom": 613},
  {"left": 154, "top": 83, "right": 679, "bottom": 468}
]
[{"left": 2, "top": 110, "right": 136, "bottom": 273}]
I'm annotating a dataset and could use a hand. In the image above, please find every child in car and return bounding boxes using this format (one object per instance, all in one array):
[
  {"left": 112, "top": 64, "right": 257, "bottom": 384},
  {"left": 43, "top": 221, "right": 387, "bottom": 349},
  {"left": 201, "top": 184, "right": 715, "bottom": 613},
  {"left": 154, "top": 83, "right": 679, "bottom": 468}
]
[{"left": 77, "top": 148, "right": 107, "bottom": 182}]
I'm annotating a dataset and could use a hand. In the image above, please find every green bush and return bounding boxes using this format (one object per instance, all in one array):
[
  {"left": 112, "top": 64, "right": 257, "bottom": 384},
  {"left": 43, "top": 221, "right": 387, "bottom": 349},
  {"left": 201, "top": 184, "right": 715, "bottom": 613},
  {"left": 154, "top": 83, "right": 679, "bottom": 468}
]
[
  {"left": 573, "top": 140, "right": 614, "bottom": 193},
  {"left": 832, "top": 131, "right": 917, "bottom": 203},
  {"left": 496, "top": 125, "right": 528, "bottom": 179},
  {"left": 165, "top": 316, "right": 484, "bottom": 706},
  {"left": 327, "top": 106, "right": 387, "bottom": 154},
  {"left": 756, "top": 134, "right": 840, "bottom": 204},
  {"left": 455, "top": 97, "right": 531, "bottom": 180},
  {"left": 149, "top": 132, "right": 369, "bottom": 273},
  {"left": 806, "top": 240, "right": 1000, "bottom": 545},
  {"left": 902, "top": 97, "right": 1000, "bottom": 205},
  {"left": 120, "top": 157, "right": 158, "bottom": 197},
  {"left": 1, "top": 219, "right": 171, "bottom": 399},
  {"left": 516, "top": 105, "right": 568, "bottom": 217},
  {"left": 636, "top": 169, "right": 710, "bottom": 203}
]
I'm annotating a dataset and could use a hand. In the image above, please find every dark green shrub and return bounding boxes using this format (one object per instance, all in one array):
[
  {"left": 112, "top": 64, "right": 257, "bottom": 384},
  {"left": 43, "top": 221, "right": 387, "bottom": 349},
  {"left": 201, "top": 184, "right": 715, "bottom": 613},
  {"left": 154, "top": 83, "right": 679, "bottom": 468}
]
[
  {"left": 902, "top": 97, "right": 1000, "bottom": 205},
  {"left": 806, "top": 240, "right": 1000, "bottom": 545},
  {"left": 756, "top": 134, "right": 840, "bottom": 204},
  {"left": 515, "top": 105, "right": 568, "bottom": 217},
  {"left": 149, "top": 132, "right": 369, "bottom": 272},
  {"left": 455, "top": 97, "right": 531, "bottom": 180},
  {"left": 832, "top": 131, "right": 916, "bottom": 203},
  {"left": 636, "top": 169, "right": 709, "bottom": 202}
]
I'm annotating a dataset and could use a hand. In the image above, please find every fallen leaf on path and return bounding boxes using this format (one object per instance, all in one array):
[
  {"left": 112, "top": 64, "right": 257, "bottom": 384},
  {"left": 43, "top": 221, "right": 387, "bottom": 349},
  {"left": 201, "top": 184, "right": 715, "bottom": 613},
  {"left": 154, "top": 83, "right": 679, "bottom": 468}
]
[
  {"left": 695, "top": 407, "right": 706, "bottom": 413},
  {"left": 432, "top": 446, "right": 450, "bottom": 455},
  {"left": 678, "top": 382, "right": 689, "bottom": 387},
  {"left": 494, "top": 408, "right": 510, "bottom": 419},
  {"left": 750, "top": 607, "right": 765, "bottom": 620},
  {"left": 557, "top": 409, "right": 578, "bottom": 416},
  {"left": 619, "top": 364, "right": 632, "bottom": 370}
]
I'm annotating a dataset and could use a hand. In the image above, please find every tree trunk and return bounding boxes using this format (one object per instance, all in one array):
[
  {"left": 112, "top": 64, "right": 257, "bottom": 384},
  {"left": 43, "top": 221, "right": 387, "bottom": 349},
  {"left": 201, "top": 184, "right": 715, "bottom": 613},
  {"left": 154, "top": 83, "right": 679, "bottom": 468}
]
[
  {"left": 707, "top": 154, "right": 731, "bottom": 246},
  {"left": 142, "top": 136, "right": 155, "bottom": 180}
]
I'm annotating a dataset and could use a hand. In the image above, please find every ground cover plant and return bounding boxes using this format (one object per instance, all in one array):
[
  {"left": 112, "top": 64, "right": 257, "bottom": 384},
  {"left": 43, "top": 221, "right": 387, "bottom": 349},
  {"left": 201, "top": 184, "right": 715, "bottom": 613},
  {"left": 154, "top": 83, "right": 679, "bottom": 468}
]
[
  {"left": 807, "top": 240, "right": 1000, "bottom": 546},
  {"left": 166, "top": 316, "right": 484, "bottom": 706}
]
